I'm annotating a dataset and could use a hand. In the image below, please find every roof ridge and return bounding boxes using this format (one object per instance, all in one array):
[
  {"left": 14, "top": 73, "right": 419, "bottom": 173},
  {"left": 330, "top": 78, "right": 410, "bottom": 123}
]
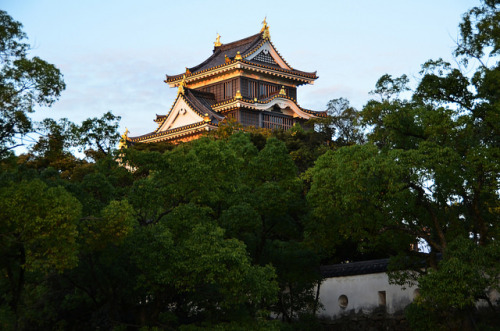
[
  {"left": 167, "top": 32, "right": 263, "bottom": 78},
  {"left": 186, "top": 50, "right": 221, "bottom": 74},
  {"left": 187, "top": 32, "right": 262, "bottom": 74},
  {"left": 183, "top": 88, "right": 223, "bottom": 120},
  {"left": 130, "top": 121, "right": 208, "bottom": 142},
  {"left": 218, "top": 32, "right": 262, "bottom": 51},
  {"left": 165, "top": 31, "right": 318, "bottom": 84}
]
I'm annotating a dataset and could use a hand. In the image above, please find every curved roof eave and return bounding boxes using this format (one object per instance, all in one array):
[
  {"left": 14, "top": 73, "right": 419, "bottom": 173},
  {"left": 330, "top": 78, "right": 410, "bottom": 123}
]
[{"left": 165, "top": 31, "right": 317, "bottom": 84}]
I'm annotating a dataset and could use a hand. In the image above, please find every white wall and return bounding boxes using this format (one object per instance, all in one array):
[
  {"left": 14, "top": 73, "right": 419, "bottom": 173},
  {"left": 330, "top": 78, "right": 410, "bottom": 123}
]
[{"left": 318, "top": 272, "right": 417, "bottom": 320}]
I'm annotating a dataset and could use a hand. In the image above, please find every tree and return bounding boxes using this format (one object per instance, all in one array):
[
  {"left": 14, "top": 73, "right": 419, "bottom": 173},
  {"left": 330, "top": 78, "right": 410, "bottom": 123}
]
[
  {"left": 74, "top": 111, "right": 121, "bottom": 160},
  {"left": 309, "top": 97, "right": 364, "bottom": 148},
  {"left": 221, "top": 137, "right": 322, "bottom": 322},
  {"left": 131, "top": 203, "right": 278, "bottom": 327},
  {"left": 0, "top": 179, "right": 81, "bottom": 328},
  {"left": 0, "top": 10, "right": 65, "bottom": 157},
  {"left": 308, "top": 0, "right": 500, "bottom": 327},
  {"left": 123, "top": 135, "right": 323, "bottom": 326},
  {"left": 306, "top": 144, "right": 415, "bottom": 261},
  {"left": 22, "top": 118, "right": 81, "bottom": 176}
]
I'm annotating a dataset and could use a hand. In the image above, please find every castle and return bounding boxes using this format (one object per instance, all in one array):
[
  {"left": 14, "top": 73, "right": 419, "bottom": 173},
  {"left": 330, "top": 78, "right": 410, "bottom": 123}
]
[{"left": 126, "top": 19, "right": 325, "bottom": 144}]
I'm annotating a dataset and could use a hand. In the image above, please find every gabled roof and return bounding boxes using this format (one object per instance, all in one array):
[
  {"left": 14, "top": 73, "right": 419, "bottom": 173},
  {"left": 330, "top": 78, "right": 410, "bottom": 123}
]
[
  {"left": 181, "top": 88, "right": 221, "bottom": 121},
  {"left": 189, "top": 33, "right": 263, "bottom": 74},
  {"left": 129, "top": 121, "right": 217, "bottom": 143},
  {"left": 165, "top": 29, "right": 317, "bottom": 84},
  {"left": 129, "top": 87, "right": 222, "bottom": 142},
  {"left": 153, "top": 88, "right": 222, "bottom": 131},
  {"left": 127, "top": 22, "right": 323, "bottom": 145}
]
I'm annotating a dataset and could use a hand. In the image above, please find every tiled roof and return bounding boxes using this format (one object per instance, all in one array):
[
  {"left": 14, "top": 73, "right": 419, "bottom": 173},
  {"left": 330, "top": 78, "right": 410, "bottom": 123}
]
[
  {"left": 155, "top": 87, "right": 222, "bottom": 131},
  {"left": 129, "top": 121, "right": 215, "bottom": 142},
  {"left": 320, "top": 259, "right": 390, "bottom": 278},
  {"left": 131, "top": 88, "right": 223, "bottom": 142},
  {"left": 154, "top": 114, "right": 166, "bottom": 123},
  {"left": 301, "top": 107, "right": 327, "bottom": 117},
  {"left": 182, "top": 88, "right": 221, "bottom": 121},
  {"left": 191, "top": 33, "right": 263, "bottom": 74},
  {"left": 166, "top": 31, "right": 317, "bottom": 82},
  {"left": 211, "top": 93, "right": 327, "bottom": 117}
]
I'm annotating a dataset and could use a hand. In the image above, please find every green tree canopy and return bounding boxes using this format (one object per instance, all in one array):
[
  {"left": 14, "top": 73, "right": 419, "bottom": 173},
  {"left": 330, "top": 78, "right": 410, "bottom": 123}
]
[
  {"left": 0, "top": 178, "right": 81, "bottom": 327},
  {"left": 0, "top": 10, "right": 65, "bottom": 157},
  {"left": 307, "top": 0, "right": 500, "bottom": 328}
]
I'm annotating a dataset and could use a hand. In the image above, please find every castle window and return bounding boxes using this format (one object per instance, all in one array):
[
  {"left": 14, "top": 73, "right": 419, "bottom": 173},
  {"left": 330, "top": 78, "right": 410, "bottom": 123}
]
[
  {"left": 259, "top": 83, "right": 266, "bottom": 98},
  {"left": 262, "top": 113, "right": 293, "bottom": 130},
  {"left": 240, "top": 111, "right": 259, "bottom": 127},
  {"left": 198, "top": 78, "right": 238, "bottom": 102},
  {"left": 338, "top": 295, "right": 348, "bottom": 309},
  {"left": 243, "top": 78, "right": 291, "bottom": 100},
  {"left": 378, "top": 291, "right": 386, "bottom": 307},
  {"left": 247, "top": 80, "right": 256, "bottom": 98},
  {"left": 224, "top": 80, "right": 233, "bottom": 99}
]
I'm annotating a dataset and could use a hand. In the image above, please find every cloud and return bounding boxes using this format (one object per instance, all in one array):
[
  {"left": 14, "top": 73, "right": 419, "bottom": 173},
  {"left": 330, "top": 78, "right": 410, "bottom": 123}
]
[{"left": 32, "top": 48, "right": 188, "bottom": 136}]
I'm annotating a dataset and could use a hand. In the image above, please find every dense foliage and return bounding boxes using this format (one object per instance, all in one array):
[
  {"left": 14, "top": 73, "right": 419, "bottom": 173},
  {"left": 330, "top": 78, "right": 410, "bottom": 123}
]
[
  {"left": 1, "top": 1, "right": 499, "bottom": 330},
  {"left": 307, "top": 0, "right": 500, "bottom": 329}
]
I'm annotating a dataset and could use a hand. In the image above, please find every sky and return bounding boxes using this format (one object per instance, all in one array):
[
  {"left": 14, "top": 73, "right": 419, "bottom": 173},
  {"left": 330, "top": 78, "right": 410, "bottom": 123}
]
[{"left": 3, "top": 0, "right": 481, "bottom": 140}]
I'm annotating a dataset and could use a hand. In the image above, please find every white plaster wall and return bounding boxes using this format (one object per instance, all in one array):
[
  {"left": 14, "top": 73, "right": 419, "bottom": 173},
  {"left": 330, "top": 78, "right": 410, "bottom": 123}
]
[
  {"left": 245, "top": 42, "right": 291, "bottom": 70},
  {"left": 318, "top": 272, "right": 416, "bottom": 320},
  {"left": 159, "top": 98, "right": 203, "bottom": 131},
  {"left": 477, "top": 289, "right": 500, "bottom": 309}
]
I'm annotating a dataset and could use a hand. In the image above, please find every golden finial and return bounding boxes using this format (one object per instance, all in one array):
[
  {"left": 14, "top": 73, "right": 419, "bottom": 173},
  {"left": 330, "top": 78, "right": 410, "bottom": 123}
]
[
  {"left": 185, "top": 67, "right": 191, "bottom": 75},
  {"left": 263, "top": 28, "right": 270, "bottom": 40},
  {"left": 178, "top": 75, "right": 187, "bottom": 95},
  {"left": 234, "top": 51, "right": 242, "bottom": 60},
  {"left": 260, "top": 17, "right": 268, "bottom": 33},
  {"left": 203, "top": 113, "right": 211, "bottom": 122},
  {"left": 225, "top": 54, "right": 231, "bottom": 64},
  {"left": 261, "top": 17, "right": 270, "bottom": 40},
  {"left": 279, "top": 86, "right": 286, "bottom": 96},
  {"left": 235, "top": 90, "right": 242, "bottom": 100},
  {"left": 118, "top": 128, "right": 130, "bottom": 149},
  {"left": 214, "top": 33, "right": 222, "bottom": 47}
]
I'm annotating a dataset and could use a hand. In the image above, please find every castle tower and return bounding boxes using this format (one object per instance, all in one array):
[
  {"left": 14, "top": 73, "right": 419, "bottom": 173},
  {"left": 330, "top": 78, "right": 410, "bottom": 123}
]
[{"left": 129, "top": 21, "right": 325, "bottom": 144}]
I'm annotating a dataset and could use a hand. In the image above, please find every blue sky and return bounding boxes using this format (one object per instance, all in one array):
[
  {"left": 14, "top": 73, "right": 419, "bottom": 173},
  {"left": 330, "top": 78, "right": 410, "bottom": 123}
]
[{"left": 3, "top": 0, "right": 479, "bottom": 139}]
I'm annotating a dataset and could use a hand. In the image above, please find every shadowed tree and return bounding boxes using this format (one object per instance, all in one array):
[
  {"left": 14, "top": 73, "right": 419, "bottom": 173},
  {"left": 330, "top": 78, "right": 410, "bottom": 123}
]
[
  {"left": 0, "top": 10, "right": 65, "bottom": 158},
  {"left": 0, "top": 179, "right": 81, "bottom": 329},
  {"left": 308, "top": 1, "right": 500, "bottom": 328}
]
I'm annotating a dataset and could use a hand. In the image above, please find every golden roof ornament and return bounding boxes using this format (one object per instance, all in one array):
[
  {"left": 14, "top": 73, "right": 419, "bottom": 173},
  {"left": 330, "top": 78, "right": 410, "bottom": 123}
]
[
  {"left": 261, "top": 17, "right": 270, "bottom": 40},
  {"left": 203, "top": 113, "right": 211, "bottom": 122},
  {"left": 235, "top": 90, "right": 242, "bottom": 99},
  {"left": 118, "top": 128, "right": 130, "bottom": 149},
  {"left": 260, "top": 17, "right": 268, "bottom": 33},
  {"left": 185, "top": 67, "right": 191, "bottom": 75},
  {"left": 234, "top": 51, "right": 242, "bottom": 60},
  {"left": 178, "top": 75, "right": 187, "bottom": 95},
  {"left": 279, "top": 86, "right": 287, "bottom": 96},
  {"left": 214, "top": 33, "right": 222, "bottom": 47},
  {"left": 225, "top": 54, "right": 231, "bottom": 64}
]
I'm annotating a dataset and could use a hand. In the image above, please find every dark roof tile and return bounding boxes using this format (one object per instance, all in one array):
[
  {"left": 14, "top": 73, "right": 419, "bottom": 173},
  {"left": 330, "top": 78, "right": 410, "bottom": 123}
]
[
  {"left": 320, "top": 258, "right": 390, "bottom": 278},
  {"left": 188, "top": 33, "right": 262, "bottom": 74},
  {"left": 166, "top": 32, "right": 317, "bottom": 81},
  {"left": 183, "top": 88, "right": 222, "bottom": 122}
]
